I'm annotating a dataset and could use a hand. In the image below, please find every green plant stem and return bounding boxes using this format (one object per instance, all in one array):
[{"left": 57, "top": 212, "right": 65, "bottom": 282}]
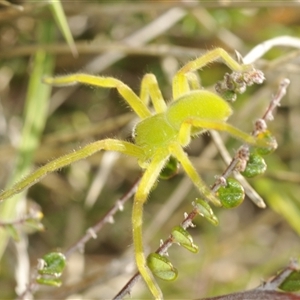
[
  {"left": 0, "top": 21, "right": 55, "bottom": 259},
  {"left": 48, "top": 0, "right": 77, "bottom": 57}
]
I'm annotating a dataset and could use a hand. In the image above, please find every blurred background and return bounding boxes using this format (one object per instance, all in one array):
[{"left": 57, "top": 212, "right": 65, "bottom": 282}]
[{"left": 0, "top": 1, "right": 300, "bottom": 299}]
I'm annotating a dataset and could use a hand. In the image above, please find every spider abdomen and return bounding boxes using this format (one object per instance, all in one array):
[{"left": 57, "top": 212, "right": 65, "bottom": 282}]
[{"left": 166, "top": 90, "right": 232, "bottom": 130}]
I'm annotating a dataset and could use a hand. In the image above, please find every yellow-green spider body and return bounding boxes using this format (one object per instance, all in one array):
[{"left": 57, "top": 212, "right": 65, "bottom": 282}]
[
  {"left": 0, "top": 48, "right": 270, "bottom": 299},
  {"left": 135, "top": 90, "right": 232, "bottom": 159}
]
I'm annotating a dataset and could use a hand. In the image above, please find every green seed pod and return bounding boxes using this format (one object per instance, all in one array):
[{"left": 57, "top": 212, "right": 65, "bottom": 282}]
[
  {"left": 241, "top": 152, "right": 267, "bottom": 178},
  {"left": 160, "top": 156, "right": 179, "bottom": 180},
  {"left": 147, "top": 253, "right": 178, "bottom": 281},
  {"left": 38, "top": 252, "right": 66, "bottom": 276},
  {"left": 217, "top": 178, "right": 244, "bottom": 209},
  {"left": 171, "top": 226, "right": 199, "bottom": 253},
  {"left": 193, "top": 199, "right": 219, "bottom": 226}
]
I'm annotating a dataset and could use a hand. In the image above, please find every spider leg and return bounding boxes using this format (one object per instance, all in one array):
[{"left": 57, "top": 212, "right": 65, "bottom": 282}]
[
  {"left": 171, "top": 72, "right": 202, "bottom": 99},
  {"left": 0, "top": 139, "right": 144, "bottom": 201},
  {"left": 140, "top": 74, "right": 167, "bottom": 113},
  {"left": 132, "top": 150, "right": 170, "bottom": 299},
  {"left": 169, "top": 142, "right": 221, "bottom": 207},
  {"left": 185, "top": 72, "right": 201, "bottom": 91},
  {"left": 172, "top": 48, "right": 251, "bottom": 99},
  {"left": 43, "top": 74, "right": 151, "bottom": 119},
  {"left": 178, "top": 118, "right": 272, "bottom": 148}
]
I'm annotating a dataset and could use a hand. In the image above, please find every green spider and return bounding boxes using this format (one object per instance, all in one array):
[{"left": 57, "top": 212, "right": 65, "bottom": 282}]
[{"left": 0, "top": 48, "right": 272, "bottom": 299}]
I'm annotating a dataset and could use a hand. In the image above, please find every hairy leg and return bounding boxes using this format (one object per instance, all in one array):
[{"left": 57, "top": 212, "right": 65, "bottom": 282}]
[
  {"left": 0, "top": 139, "right": 144, "bottom": 201},
  {"left": 178, "top": 118, "right": 272, "bottom": 148},
  {"left": 132, "top": 150, "right": 170, "bottom": 299},
  {"left": 172, "top": 48, "right": 251, "bottom": 99},
  {"left": 140, "top": 74, "right": 167, "bottom": 113},
  {"left": 169, "top": 142, "right": 221, "bottom": 207},
  {"left": 43, "top": 74, "right": 151, "bottom": 119}
]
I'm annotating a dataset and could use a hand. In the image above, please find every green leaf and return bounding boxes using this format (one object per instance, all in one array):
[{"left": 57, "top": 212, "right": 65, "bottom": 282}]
[
  {"left": 0, "top": 20, "right": 55, "bottom": 259},
  {"left": 36, "top": 276, "right": 62, "bottom": 287},
  {"left": 217, "top": 178, "right": 244, "bottom": 208},
  {"left": 160, "top": 156, "right": 179, "bottom": 180},
  {"left": 255, "top": 130, "right": 277, "bottom": 156},
  {"left": 147, "top": 253, "right": 178, "bottom": 281},
  {"left": 38, "top": 252, "right": 66, "bottom": 276},
  {"left": 279, "top": 270, "right": 300, "bottom": 292},
  {"left": 193, "top": 198, "right": 219, "bottom": 226},
  {"left": 241, "top": 152, "right": 267, "bottom": 178},
  {"left": 5, "top": 224, "right": 20, "bottom": 242},
  {"left": 25, "top": 218, "right": 45, "bottom": 232},
  {"left": 172, "top": 226, "right": 199, "bottom": 253},
  {"left": 48, "top": 0, "right": 77, "bottom": 57}
]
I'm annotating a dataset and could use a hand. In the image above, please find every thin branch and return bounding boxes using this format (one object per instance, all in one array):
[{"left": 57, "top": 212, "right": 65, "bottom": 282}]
[
  {"left": 17, "top": 178, "right": 140, "bottom": 300},
  {"left": 0, "top": 42, "right": 203, "bottom": 60},
  {"left": 244, "top": 36, "right": 300, "bottom": 64},
  {"left": 65, "top": 178, "right": 140, "bottom": 258},
  {"left": 200, "top": 258, "right": 300, "bottom": 300},
  {"left": 0, "top": 210, "right": 43, "bottom": 228},
  {"left": 258, "top": 258, "right": 299, "bottom": 291}
]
